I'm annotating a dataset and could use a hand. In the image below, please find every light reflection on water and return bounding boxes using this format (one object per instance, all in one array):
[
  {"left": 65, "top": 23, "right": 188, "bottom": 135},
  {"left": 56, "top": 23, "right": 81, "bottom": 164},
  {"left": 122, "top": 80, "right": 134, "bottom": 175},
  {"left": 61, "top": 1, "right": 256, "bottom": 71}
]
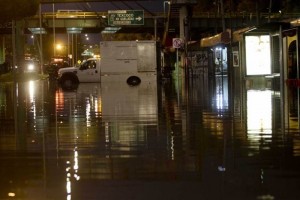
[{"left": 0, "top": 77, "right": 300, "bottom": 200}]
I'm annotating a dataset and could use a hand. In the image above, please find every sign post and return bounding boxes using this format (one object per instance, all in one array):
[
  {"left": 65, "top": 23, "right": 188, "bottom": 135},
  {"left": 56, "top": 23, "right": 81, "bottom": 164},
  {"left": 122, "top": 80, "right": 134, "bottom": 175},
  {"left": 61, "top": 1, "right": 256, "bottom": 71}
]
[
  {"left": 108, "top": 10, "right": 144, "bottom": 26},
  {"left": 172, "top": 38, "right": 184, "bottom": 77}
]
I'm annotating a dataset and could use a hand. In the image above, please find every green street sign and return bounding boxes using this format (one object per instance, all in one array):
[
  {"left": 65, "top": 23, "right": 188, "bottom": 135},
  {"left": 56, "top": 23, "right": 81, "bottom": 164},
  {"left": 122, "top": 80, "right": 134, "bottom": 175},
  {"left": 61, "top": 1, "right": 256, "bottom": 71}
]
[{"left": 108, "top": 10, "right": 144, "bottom": 26}]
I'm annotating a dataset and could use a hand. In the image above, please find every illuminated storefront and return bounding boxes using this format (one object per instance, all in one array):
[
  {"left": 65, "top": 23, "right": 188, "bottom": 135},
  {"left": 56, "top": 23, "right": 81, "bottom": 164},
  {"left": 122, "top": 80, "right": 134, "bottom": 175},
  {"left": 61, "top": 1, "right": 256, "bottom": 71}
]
[
  {"left": 245, "top": 35, "right": 271, "bottom": 76},
  {"left": 242, "top": 22, "right": 291, "bottom": 90}
]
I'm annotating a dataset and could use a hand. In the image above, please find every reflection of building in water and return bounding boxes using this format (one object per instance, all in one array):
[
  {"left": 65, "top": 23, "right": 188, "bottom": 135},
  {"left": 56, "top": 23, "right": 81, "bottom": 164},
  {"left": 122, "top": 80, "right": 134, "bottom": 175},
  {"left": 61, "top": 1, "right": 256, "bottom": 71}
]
[
  {"left": 100, "top": 80, "right": 158, "bottom": 150},
  {"left": 55, "top": 81, "right": 159, "bottom": 179},
  {"left": 213, "top": 76, "right": 229, "bottom": 111}
]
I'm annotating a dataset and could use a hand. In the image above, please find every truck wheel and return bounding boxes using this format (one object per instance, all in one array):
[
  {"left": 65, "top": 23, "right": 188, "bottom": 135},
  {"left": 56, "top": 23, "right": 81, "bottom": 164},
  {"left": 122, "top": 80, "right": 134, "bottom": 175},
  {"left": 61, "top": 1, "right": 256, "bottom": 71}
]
[
  {"left": 60, "top": 75, "right": 78, "bottom": 90},
  {"left": 127, "top": 76, "right": 141, "bottom": 86}
]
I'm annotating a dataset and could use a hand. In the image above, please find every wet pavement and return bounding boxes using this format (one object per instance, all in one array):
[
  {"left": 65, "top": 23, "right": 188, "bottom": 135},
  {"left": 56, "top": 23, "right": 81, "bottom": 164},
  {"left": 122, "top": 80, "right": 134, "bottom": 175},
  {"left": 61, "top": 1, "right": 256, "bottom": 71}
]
[{"left": 1, "top": 74, "right": 300, "bottom": 200}]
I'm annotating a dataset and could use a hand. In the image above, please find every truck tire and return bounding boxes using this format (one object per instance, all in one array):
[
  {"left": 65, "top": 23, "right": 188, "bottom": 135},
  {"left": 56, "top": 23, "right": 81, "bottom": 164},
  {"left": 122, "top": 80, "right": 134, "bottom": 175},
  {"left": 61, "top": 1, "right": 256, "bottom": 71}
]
[
  {"left": 127, "top": 76, "right": 141, "bottom": 86},
  {"left": 60, "top": 74, "right": 79, "bottom": 90}
]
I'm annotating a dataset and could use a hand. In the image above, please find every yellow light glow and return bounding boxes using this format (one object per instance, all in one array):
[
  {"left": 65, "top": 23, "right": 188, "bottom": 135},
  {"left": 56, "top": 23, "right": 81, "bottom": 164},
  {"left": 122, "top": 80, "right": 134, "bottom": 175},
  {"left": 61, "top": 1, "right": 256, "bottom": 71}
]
[
  {"left": 8, "top": 193, "right": 15, "bottom": 197},
  {"left": 56, "top": 44, "right": 63, "bottom": 50}
]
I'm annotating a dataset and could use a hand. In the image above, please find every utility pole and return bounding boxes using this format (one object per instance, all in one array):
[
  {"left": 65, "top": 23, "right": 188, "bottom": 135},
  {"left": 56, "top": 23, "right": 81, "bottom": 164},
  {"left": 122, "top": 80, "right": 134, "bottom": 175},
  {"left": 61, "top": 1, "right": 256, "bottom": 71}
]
[{"left": 220, "top": 0, "right": 225, "bottom": 32}]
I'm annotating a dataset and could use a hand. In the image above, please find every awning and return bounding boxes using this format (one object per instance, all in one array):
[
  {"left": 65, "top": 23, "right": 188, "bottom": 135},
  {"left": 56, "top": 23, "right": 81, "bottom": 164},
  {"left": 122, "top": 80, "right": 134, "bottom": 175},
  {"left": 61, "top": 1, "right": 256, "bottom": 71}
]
[
  {"left": 200, "top": 30, "right": 230, "bottom": 47},
  {"left": 232, "top": 26, "right": 256, "bottom": 43}
]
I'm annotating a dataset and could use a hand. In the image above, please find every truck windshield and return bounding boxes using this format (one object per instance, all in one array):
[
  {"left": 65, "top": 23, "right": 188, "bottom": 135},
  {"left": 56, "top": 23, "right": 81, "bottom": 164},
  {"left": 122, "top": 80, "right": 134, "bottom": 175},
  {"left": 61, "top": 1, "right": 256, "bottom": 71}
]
[{"left": 79, "top": 60, "right": 96, "bottom": 70}]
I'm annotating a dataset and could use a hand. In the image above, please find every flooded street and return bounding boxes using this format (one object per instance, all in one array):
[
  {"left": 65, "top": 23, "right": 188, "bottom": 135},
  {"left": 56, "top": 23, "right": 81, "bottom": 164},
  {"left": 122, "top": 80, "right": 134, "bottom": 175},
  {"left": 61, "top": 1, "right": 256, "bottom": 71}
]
[{"left": 1, "top": 75, "right": 300, "bottom": 200}]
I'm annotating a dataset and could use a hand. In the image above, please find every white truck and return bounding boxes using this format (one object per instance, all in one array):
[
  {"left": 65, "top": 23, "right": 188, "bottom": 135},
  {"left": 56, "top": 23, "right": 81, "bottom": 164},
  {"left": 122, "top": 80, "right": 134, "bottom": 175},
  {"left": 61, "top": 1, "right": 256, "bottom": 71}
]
[{"left": 57, "top": 40, "right": 160, "bottom": 89}]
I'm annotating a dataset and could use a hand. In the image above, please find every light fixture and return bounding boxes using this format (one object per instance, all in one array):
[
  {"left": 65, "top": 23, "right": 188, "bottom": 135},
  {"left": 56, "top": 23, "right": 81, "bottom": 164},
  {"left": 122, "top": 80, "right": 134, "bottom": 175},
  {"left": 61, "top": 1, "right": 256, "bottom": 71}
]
[
  {"left": 66, "top": 27, "right": 83, "bottom": 34},
  {"left": 101, "top": 27, "right": 121, "bottom": 34},
  {"left": 28, "top": 28, "right": 47, "bottom": 34}
]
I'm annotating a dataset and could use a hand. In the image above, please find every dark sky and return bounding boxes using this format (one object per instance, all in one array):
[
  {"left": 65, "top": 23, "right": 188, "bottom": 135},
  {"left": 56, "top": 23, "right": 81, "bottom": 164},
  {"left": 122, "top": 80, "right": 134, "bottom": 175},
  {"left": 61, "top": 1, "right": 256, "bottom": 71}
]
[{"left": 41, "top": 0, "right": 165, "bottom": 14}]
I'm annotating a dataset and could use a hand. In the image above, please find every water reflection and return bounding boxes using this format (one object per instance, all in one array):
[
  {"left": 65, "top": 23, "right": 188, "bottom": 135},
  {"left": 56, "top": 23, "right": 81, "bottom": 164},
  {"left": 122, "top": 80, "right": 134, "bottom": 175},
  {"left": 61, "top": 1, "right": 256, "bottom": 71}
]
[{"left": 0, "top": 76, "right": 300, "bottom": 199}]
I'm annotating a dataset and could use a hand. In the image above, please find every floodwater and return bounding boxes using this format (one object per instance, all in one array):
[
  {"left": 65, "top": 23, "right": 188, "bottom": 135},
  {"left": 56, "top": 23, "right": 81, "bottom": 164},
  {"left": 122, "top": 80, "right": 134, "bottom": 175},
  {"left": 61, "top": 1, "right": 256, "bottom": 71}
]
[{"left": 0, "top": 74, "right": 300, "bottom": 200}]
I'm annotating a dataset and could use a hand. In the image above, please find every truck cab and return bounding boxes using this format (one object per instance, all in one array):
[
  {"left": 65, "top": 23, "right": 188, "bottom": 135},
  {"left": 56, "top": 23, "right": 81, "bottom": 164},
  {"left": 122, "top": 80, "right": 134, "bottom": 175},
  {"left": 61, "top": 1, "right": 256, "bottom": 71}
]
[{"left": 58, "top": 58, "right": 100, "bottom": 89}]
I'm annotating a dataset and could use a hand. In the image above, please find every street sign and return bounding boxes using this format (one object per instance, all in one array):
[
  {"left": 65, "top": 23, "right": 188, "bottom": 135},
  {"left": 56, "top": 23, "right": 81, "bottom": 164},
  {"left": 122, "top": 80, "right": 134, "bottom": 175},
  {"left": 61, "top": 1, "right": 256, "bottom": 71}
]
[
  {"left": 173, "top": 38, "right": 184, "bottom": 48},
  {"left": 108, "top": 10, "right": 144, "bottom": 26}
]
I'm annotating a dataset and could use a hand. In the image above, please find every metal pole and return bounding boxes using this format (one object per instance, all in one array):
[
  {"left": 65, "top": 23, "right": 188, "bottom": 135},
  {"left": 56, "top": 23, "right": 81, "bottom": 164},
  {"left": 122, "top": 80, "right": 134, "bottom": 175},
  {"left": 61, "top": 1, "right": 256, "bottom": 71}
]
[
  {"left": 154, "top": 17, "right": 157, "bottom": 41},
  {"left": 268, "top": 0, "right": 272, "bottom": 23},
  {"left": 53, "top": 1, "right": 56, "bottom": 56},
  {"left": 279, "top": 25, "right": 285, "bottom": 131},
  {"left": 12, "top": 20, "right": 16, "bottom": 72},
  {"left": 220, "top": 0, "right": 226, "bottom": 32},
  {"left": 39, "top": 3, "right": 44, "bottom": 74}
]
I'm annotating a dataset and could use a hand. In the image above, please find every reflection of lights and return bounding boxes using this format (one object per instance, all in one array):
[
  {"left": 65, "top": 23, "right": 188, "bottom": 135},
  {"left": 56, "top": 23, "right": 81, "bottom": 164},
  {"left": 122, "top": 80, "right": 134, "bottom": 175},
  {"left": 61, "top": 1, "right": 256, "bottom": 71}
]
[
  {"left": 105, "top": 122, "right": 109, "bottom": 143},
  {"left": 247, "top": 90, "right": 272, "bottom": 152},
  {"left": 171, "top": 134, "right": 175, "bottom": 160},
  {"left": 66, "top": 160, "right": 71, "bottom": 198},
  {"left": 214, "top": 77, "right": 229, "bottom": 110},
  {"left": 86, "top": 98, "right": 91, "bottom": 127},
  {"left": 66, "top": 180, "right": 71, "bottom": 193},
  {"left": 74, "top": 149, "right": 79, "bottom": 170},
  {"left": 8, "top": 193, "right": 15, "bottom": 197},
  {"left": 28, "top": 81, "right": 36, "bottom": 120},
  {"left": 55, "top": 90, "right": 64, "bottom": 110},
  {"left": 65, "top": 148, "right": 80, "bottom": 199},
  {"left": 28, "top": 81, "right": 35, "bottom": 102}
]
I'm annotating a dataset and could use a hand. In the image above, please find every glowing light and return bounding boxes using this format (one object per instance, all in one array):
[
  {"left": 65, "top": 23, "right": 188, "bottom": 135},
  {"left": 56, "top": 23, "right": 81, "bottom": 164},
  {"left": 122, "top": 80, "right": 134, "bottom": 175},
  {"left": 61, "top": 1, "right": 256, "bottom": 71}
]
[
  {"left": 27, "top": 63, "right": 34, "bottom": 71},
  {"left": 8, "top": 193, "right": 15, "bottom": 197},
  {"left": 28, "top": 81, "right": 35, "bottom": 102},
  {"left": 73, "top": 149, "right": 79, "bottom": 170},
  {"left": 247, "top": 90, "right": 272, "bottom": 151},
  {"left": 28, "top": 81, "right": 36, "bottom": 120},
  {"left": 66, "top": 181, "right": 71, "bottom": 194},
  {"left": 56, "top": 44, "right": 63, "bottom": 50},
  {"left": 245, "top": 35, "right": 271, "bottom": 75}
]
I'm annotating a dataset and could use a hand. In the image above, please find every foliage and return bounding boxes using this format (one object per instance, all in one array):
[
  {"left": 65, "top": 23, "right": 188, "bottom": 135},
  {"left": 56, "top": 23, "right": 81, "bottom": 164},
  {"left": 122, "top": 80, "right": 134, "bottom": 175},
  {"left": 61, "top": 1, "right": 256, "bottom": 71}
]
[
  {"left": 283, "top": 0, "right": 300, "bottom": 13},
  {"left": 0, "top": 0, "right": 39, "bottom": 22},
  {"left": 101, "top": 33, "right": 154, "bottom": 41}
]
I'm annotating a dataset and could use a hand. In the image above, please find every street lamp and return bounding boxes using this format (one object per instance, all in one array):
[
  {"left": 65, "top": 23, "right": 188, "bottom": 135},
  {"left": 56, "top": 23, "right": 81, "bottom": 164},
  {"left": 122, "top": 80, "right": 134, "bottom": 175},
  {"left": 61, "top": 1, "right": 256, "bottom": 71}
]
[
  {"left": 56, "top": 43, "right": 65, "bottom": 56},
  {"left": 162, "top": 1, "right": 170, "bottom": 46},
  {"left": 163, "top": 1, "right": 170, "bottom": 23},
  {"left": 56, "top": 44, "right": 62, "bottom": 51}
]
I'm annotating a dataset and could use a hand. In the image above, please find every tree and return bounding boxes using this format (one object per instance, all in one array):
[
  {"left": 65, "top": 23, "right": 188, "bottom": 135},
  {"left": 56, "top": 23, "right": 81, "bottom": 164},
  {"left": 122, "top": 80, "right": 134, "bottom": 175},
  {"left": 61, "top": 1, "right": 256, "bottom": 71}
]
[
  {"left": 283, "top": 0, "right": 300, "bottom": 13},
  {"left": 0, "top": 0, "right": 39, "bottom": 22}
]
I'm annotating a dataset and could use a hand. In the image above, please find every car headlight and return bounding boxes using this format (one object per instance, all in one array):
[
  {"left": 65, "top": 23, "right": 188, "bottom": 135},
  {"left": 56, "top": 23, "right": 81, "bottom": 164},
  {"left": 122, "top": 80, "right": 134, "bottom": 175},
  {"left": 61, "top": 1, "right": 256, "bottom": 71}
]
[{"left": 27, "top": 64, "right": 35, "bottom": 71}]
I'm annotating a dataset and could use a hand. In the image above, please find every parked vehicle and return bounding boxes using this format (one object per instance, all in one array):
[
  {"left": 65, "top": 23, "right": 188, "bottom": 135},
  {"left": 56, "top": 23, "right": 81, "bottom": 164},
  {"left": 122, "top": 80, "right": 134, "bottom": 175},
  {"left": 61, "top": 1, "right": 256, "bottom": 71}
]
[
  {"left": 45, "top": 56, "right": 70, "bottom": 78},
  {"left": 21, "top": 59, "right": 41, "bottom": 73},
  {"left": 57, "top": 40, "right": 160, "bottom": 90}
]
